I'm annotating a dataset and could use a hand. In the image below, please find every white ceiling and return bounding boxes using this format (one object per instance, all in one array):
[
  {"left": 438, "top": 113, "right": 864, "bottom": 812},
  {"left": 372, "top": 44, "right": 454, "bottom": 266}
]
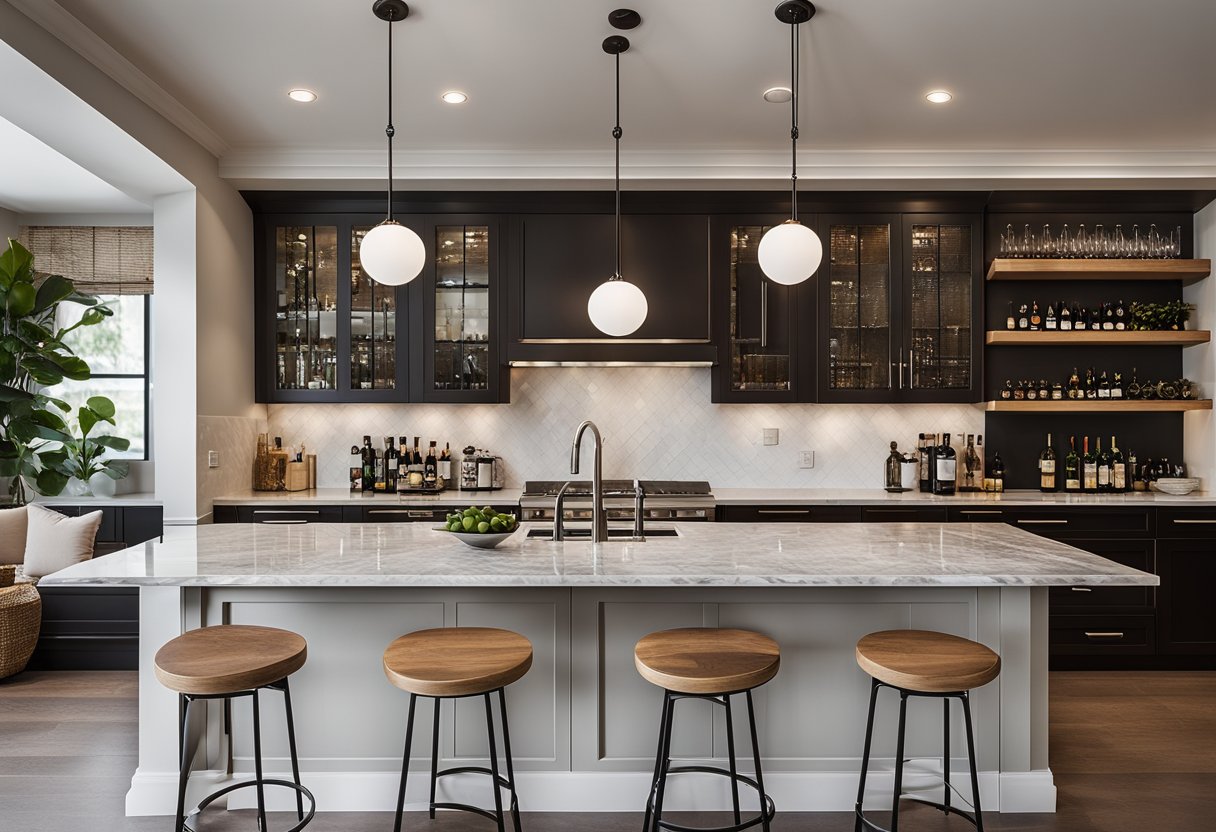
[
  {"left": 19, "top": 0, "right": 1216, "bottom": 188},
  {"left": 0, "top": 114, "right": 151, "bottom": 213}
]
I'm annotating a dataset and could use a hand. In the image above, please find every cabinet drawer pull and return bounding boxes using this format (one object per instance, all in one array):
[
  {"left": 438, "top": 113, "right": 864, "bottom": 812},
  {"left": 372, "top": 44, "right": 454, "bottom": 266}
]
[
  {"left": 1016, "top": 519, "right": 1069, "bottom": 525},
  {"left": 960, "top": 510, "right": 1003, "bottom": 516},
  {"left": 253, "top": 509, "right": 320, "bottom": 515},
  {"left": 757, "top": 509, "right": 811, "bottom": 516},
  {"left": 1084, "top": 631, "right": 1125, "bottom": 639},
  {"left": 870, "top": 510, "right": 924, "bottom": 514},
  {"left": 259, "top": 519, "right": 308, "bottom": 525},
  {"left": 368, "top": 509, "right": 436, "bottom": 518},
  {"left": 1070, "top": 587, "right": 1093, "bottom": 593},
  {"left": 1172, "top": 519, "right": 1216, "bottom": 524}
]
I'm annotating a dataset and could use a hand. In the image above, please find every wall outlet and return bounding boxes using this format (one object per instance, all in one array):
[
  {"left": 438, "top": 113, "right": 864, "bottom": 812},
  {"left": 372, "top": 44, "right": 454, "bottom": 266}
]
[
  {"left": 208, "top": 451, "right": 220, "bottom": 469},
  {"left": 798, "top": 450, "right": 815, "bottom": 469},
  {"left": 762, "top": 428, "right": 780, "bottom": 446}
]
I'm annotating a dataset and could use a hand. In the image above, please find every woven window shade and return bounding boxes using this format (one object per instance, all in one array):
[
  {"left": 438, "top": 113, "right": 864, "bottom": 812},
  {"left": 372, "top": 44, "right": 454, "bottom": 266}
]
[{"left": 18, "top": 226, "right": 153, "bottom": 295}]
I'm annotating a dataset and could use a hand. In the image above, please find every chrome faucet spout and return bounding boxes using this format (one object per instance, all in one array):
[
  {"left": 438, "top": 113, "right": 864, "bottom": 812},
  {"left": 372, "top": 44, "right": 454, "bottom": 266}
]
[{"left": 570, "top": 420, "right": 608, "bottom": 543}]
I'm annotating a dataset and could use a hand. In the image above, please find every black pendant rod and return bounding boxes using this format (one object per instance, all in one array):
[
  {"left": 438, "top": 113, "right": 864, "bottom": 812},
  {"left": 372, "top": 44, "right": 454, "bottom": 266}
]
[
  {"left": 385, "top": 10, "right": 396, "bottom": 221},
  {"left": 789, "top": 19, "right": 799, "bottom": 222},
  {"left": 613, "top": 49, "right": 623, "bottom": 279}
]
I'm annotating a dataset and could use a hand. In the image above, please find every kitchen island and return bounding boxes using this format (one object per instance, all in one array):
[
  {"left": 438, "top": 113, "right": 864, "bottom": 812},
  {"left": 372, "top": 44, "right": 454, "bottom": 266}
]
[{"left": 43, "top": 521, "right": 1157, "bottom": 818}]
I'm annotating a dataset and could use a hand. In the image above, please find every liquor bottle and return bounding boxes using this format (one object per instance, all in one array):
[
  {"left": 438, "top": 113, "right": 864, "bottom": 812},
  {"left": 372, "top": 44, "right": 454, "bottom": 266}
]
[
  {"left": 1137, "top": 458, "right": 1154, "bottom": 491},
  {"left": 926, "top": 433, "right": 939, "bottom": 493},
  {"left": 918, "top": 433, "right": 931, "bottom": 492},
  {"left": 1051, "top": 381, "right": 1064, "bottom": 400},
  {"left": 972, "top": 435, "right": 985, "bottom": 489},
  {"left": 409, "top": 437, "right": 422, "bottom": 473},
  {"left": 383, "top": 437, "right": 399, "bottom": 493},
  {"left": 1029, "top": 300, "right": 1042, "bottom": 331},
  {"left": 1059, "top": 302, "right": 1073, "bottom": 331},
  {"left": 1082, "top": 436, "right": 1098, "bottom": 493},
  {"left": 1111, "top": 436, "right": 1127, "bottom": 492},
  {"left": 956, "top": 432, "right": 971, "bottom": 492},
  {"left": 1038, "top": 379, "right": 1050, "bottom": 400},
  {"left": 1039, "top": 432, "right": 1058, "bottom": 493},
  {"left": 1125, "top": 447, "right": 1137, "bottom": 494},
  {"left": 1096, "top": 437, "right": 1113, "bottom": 493},
  {"left": 397, "top": 435, "right": 410, "bottom": 489},
  {"left": 933, "top": 434, "right": 956, "bottom": 496},
  {"left": 1114, "top": 299, "right": 1127, "bottom": 331},
  {"left": 1045, "top": 302, "right": 1057, "bottom": 330},
  {"left": 438, "top": 442, "right": 453, "bottom": 482},
  {"left": 1102, "top": 302, "right": 1116, "bottom": 331},
  {"left": 989, "top": 451, "right": 1005, "bottom": 493},
  {"left": 1068, "top": 368, "right": 1081, "bottom": 400},
  {"left": 361, "top": 435, "right": 376, "bottom": 492},
  {"left": 1017, "top": 303, "right": 1030, "bottom": 330},
  {"left": 1026, "top": 381, "right": 1038, "bottom": 401},
  {"left": 1064, "top": 436, "right": 1081, "bottom": 493},
  {"left": 1111, "top": 372, "right": 1124, "bottom": 399},
  {"left": 1084, "top": 368, "right": 1098, "bottom": 400},
  {"left": 424, "top": 441, "right": 438, "bottom": 484},
  {"left": 1000, "top": 380, "right": 1013, "bottom": 400},
  {"left": 1098, "top": 370, "right": 1111, "bottom": 399},
  {"left": 1127, "top": 369, "right": 1142, "bottom": 399},
  {"left": 1090, "top": 308, "right": 1103, "bottom": 331},
  {"left": 1006, "top": 302, "right": 1016, "bottom": 330}
]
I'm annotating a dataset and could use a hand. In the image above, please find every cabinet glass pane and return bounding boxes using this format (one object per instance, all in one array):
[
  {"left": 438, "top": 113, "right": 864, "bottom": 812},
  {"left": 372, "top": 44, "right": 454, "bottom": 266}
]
[
  {"left": 274, "top": 225, "right": 338, "bottom": 390},
  {"left": 350, "top": 227, "right": 397, "bottom": 390},
  {"left": 828, "top": 225, "right": 891, "bottom": 390},
  {"left": 434, "top": 225, "right": 490, "bottom": 391},
  {"left": 729, "top": 226, "right": 790, "bottom": 391},
  {"left": 910, "top": 224, "right": 971, "bottom": 390}
]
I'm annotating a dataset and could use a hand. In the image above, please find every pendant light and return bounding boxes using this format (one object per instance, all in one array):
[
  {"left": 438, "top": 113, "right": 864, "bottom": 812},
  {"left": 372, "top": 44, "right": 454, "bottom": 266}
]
[
  {"left": 757, "top": 0, "right": 822, "bottom": 286},
  {"left": 587, "top": 13, "right": 648, "bottom": 337},
  {"left": 360, "top": 0, "right": 425, "bottom": 286}
]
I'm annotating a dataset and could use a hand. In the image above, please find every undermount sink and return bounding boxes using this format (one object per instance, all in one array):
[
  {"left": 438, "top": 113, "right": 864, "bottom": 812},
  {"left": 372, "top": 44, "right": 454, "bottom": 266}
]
[{"left": 527, "top": 526, "right": 680, "bottom": 540}]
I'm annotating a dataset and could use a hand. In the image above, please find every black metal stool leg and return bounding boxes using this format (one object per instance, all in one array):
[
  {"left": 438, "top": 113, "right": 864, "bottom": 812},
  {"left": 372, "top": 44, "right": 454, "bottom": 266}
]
[
  {"left": 174, "top": 695, "right": 192, "bottom": 832},
  {"left": 281, "top": 678, "right": 305, "bottom": 822},
  {"left": 429, "top": 697, "right": 441, "bottom": 819},
  {"left": 498, "top": 688, "right": 523, "bottom": 832},
  {"left": 642, "top": 692, "right": 672, "bottom": 832},
  {"left": 252, "top": 688, "right": 267, "bottom": 832},
  {"left": 855, "top": 680, "right": 879, "bottom": 832},
  {"left": 942, "top": 697, "right": 951, "bottom": 815},
  {"left": 890, "top": 691, "right": 910, "bottom": 832},
  {"left": 745, "top": 689, "right": 771, "bottom": 832},
  {"left": 962, "top": 692, "right": 984, "bottom": 832},
  {"left": 723, "top": 694, "right": 741, "bottom": 826},
  {"left": 650, "top": 691, "right": 676, "bottom": 832},
  {"left": 484, "top": 692, "right": 506, "bottom": 832},
  {"left": 393, "top": 694, "right": 418, "bottom": 832}
]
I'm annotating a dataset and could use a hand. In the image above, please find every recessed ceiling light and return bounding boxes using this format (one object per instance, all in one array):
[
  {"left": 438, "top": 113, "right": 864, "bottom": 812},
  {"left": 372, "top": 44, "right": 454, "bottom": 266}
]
[
  {"left": 441, "top": 90, "right": 468, "bottom": 104},
  {"left": 763, "top": 86, "right": 792, "bottom": 104},
  {"left": 925, "top": 89, "right": 953, "bottom": 104},
  {"left": 287, "top": 88, "right": 317, "bottom": 103}
]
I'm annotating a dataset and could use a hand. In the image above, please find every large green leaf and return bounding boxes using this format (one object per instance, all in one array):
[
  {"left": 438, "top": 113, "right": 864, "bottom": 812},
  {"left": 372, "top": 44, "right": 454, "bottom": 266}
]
[
  {"left": 102, "top": 459, "right": 130, "bottom": 479},
  {"left": 79, "top": 406, "right": 99, "bottom": 437},
  {"left": 34, "top": 468, "right": 69, "bottom": 497},
  {"left": 93, "top": 435, "right": 131, "bottom": 452},
  {"left": 47, "top": 352, "right": 91, "bottom": 380},
  {"left": 30, "top": 408, "right": 68, "bottom": 432},
  {"left": 33, "top": 274, "right": 76, "bottom": 315},
  {"left": 0, "top": 240, "right": 33, "bottom": 287},
  {"left": 7, "top": 417, "right": 71, "bottom": 444},
  {"left": 0, "top": 457, "right": 17, "bottom": 477},
  {"left": 87, "top": 396, "right": 116, "bottom": 419},
  {"left": 0, "top": 384, "right": 33, "bottom": 403},
  {"left": 17, "top": 356, "right": 64, "bottom": 386},
  {"left": 6, "top": 281, "right": 35, "bottom": 316}
]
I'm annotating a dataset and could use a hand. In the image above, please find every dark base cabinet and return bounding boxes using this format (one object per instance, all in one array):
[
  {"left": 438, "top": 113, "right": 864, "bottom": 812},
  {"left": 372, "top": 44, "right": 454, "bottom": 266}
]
[
  {"left": 29, "top": 504, "right": 163, "bottom": 672},
  {"left": 1157, "top": 538, "right": 1216, "bottom": 654},
  {"left": 717, "top": 505, "right": 862, "bottom": 523}
]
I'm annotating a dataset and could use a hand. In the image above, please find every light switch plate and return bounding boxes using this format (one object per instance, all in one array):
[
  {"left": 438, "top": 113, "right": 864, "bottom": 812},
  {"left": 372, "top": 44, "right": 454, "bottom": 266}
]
[
  {"left": 798, "top": 450, "right": 815, "bottom": 468},
  {"left": 762, "top": 428, "right": 780, "bottom": 446},
  {"left": 208, "top": 451, "right": 220, "bottom": 469}
]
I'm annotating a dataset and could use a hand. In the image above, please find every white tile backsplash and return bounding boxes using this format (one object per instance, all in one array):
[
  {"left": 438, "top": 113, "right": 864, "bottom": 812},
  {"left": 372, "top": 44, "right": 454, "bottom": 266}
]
[
  {"left": 198, "top": 414, "right": 268, "bottom": 517},
  {"left": 267, "top": 367, "right": 985, "bottom": 490}
]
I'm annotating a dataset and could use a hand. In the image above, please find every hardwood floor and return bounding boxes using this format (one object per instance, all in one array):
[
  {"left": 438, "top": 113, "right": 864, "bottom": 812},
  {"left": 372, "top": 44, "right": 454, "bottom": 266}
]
[{"left": 1, "top": 670, "right": 1213, "bottom": 831}]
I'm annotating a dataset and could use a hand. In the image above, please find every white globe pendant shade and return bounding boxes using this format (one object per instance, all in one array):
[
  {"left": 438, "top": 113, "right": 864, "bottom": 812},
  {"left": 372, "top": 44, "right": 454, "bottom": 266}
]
[
  {"left": 587, "top": 278, "right": 648, "bottom": 337},
  {"left": 359, "top": 221, "right": 425, "bottom": 286},
  {"left": 757, "top": 220, "right": 823, "bottom": 286}
]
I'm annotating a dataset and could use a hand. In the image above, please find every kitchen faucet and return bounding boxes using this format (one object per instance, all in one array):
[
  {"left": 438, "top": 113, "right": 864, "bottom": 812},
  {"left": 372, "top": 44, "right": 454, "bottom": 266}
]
[{"left": 570, "top": 420, "right": 609, "bottom": 543}]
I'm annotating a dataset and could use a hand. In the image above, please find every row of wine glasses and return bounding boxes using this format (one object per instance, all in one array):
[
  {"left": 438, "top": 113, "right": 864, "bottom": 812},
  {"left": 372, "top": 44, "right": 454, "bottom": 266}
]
[{"left": 999, "top": 223, "right": 1182, "bottom": 259}]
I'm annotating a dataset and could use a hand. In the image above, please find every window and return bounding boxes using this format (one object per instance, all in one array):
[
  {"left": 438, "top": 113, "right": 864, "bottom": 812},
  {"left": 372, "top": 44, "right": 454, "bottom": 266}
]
[{"left": 56, "top": 295, "right": 150, "bottom": 459}]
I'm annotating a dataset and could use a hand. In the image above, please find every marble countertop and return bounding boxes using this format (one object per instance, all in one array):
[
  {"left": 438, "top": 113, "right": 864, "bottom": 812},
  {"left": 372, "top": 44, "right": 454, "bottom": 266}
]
[
  {"left": 41, "top": 521, "right": 1158, "bottom": 589},
  {"left": 711, "top": 488, "right": 1216, "bottom": 506},
  {"left": 213, "top": 488, "right": 523, "bottom": 506}
]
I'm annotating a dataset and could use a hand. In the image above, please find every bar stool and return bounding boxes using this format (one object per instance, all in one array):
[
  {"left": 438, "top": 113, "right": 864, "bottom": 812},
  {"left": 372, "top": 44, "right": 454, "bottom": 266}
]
[
  {"left": 853, "top": 630, "right": 1001, "bottom": 832},
  {"left": 383, "top": 627, "right": 533, "bottom": 832},
  {"left": 634, "top": 627, "right": 781, "bottom": 832},
  {"left": 154, "top": 624, "right": 315, "bottom": 832}
]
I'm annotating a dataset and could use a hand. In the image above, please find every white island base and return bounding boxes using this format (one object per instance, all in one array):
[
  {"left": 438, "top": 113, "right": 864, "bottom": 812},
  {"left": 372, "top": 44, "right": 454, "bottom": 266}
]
[{"left": 128, "top": 583, "right": 1052, "bottom": 817}]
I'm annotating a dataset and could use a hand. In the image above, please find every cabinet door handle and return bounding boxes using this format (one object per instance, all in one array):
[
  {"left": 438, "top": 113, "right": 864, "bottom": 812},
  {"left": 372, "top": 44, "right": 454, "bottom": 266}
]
[
  {"left": 1172, "top": 519, "right": 1216, "bottom": 524},
  {"left": 760, "top": 280, "right": 769, "bottom": 348},
  {"left": 908, "top": 346, "right": 915, "bottom": 389},
  {"left": 368, "top": 509, "right": 436, "bottom": 518},
  {"left": 757, "top": 509, "right": 811, "bottom": 516},
  {"left": 253, "top": 509, "right": 320, "bottom": 515},
  {"left": 1084, "top": 631, "right": 1124, "bottom": 639},
  {"left": 259, "top": 519, "right": 309, "bottom": 525},
  {"left": 1070, "top": 587, "right": 1093, "bottom": 593},
  {"left": 960, "top": 510, "right": 1003, "bottom": 516},
  {"left": 1016, "top": 519, "right": 1070, "bottom": 525}
]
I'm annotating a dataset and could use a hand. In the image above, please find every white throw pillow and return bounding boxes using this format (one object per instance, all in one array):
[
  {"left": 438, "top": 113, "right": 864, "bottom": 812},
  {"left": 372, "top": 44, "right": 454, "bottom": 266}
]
[
  {"left": 22, "top": 504, "right": 102, "bottom": 579},
  {"left": 0, "top": 507, "right": 27, "bottom": 565}
]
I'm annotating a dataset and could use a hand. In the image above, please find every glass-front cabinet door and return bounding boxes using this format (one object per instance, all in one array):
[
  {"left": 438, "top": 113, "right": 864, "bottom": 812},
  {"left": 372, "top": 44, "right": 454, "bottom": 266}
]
[
  {"left": 271, "top": 223, "right": 339, "bottom": 396},
  {"left": 350, "top": 225, "right": 405, "bottom": 397},
  {"left": 421, "top": 217, "right": 504, "bottom": 402},
  {"left": 818, "top": 216, "right": 899, "bottom": 402}
]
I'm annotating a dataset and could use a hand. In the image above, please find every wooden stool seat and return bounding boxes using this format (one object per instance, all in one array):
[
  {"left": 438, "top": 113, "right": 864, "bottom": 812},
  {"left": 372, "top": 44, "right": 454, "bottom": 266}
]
[
  {"left": 855, "top": 630, "right": 1000, "bottom": 693},
  {"left": 154, "top": 624, "right": 307, "bottom": 695},
  {"left": 382, "top": 627, "right": 533, "bottom": 697},
  {"left": 634, "top": 627, "right": 780, "bottom": 695}
]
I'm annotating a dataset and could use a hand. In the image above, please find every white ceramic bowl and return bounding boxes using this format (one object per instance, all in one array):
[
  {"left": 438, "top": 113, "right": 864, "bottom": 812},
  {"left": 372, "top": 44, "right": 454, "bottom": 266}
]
[
  {"left": 435, "top": 527, "right": 517, "bottom": 549},
  {"left": 1151, "top": 478, "right": 1200, "bottom": 496}
]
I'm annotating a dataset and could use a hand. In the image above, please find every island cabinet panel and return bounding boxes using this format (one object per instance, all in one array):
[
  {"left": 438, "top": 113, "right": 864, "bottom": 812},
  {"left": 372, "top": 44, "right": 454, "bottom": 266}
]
[
  {"left": 232, "top": 506, "right": 350, "bottom": 524},
  {"left": 507, "top": 214, "right": 715, "bottom": 363},
  {"left": 717, "top": 505, "right": 863, "bottom": 523}
]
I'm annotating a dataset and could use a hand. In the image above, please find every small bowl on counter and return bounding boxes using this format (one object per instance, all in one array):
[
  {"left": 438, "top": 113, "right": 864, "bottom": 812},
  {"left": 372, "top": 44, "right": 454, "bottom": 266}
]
[
  {"left": 1151, "top": 478, "right": 1201, "bottom": 496},
  {"left": 437, "top": 528, "right": 518, "bottom": 549}
]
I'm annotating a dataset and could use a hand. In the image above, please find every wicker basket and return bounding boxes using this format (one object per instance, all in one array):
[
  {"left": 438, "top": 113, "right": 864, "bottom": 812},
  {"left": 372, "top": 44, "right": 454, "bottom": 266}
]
[{"left": 0, "top": 584, "right": 41, "bottom": 679}]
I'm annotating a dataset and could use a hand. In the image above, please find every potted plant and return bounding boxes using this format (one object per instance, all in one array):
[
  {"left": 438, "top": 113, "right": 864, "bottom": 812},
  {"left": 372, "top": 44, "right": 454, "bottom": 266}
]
[
  {"left": 0, "top": 240, "right": 114, "bottom": 506},
  {"left": 61, "top": 396, "right": 130, "bottom": 497}
]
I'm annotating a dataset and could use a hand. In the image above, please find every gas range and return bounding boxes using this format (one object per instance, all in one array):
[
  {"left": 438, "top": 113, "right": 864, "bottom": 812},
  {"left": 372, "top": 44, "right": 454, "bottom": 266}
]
[{"left": 519, "top": 480, "right": 716, "bottom": 522}]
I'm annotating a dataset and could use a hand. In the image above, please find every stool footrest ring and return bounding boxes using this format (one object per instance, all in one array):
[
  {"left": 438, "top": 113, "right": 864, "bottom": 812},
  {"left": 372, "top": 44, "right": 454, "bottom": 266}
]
[
  {"left": 647, "top": 765, "right": 776, "bottom": 832},
  {"left": 191, "top": 778, "right": 316, "bottom": 832},
  {"left": 856, "top": 795, "right": 980, "bottom": 832},
  {"left": 429, "top": 764, "right": 520, "bottom": 823}
]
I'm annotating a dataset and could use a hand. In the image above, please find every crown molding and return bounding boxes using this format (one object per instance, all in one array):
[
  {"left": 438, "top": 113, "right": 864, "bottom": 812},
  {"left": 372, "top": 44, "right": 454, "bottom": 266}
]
[
  {"left": 8, "top": 0, "right": 229, "bottom": 158},
  {"left": 220, "top": 148, "right": 1216, "bottom": 191}
]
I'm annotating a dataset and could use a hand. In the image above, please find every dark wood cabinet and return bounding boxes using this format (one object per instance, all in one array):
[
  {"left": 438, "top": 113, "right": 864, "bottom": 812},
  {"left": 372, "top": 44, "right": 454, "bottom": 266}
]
[
  {"left": 862, "top": 506, "right": 949, "bottom": 523},
  {"left": 1047, "top": 539, "right": 1155, "bottom": 610},
  {"left": 717, "top": 505, "right": 861, "bottom": 523},
  {"left": 1156, "top": 538, "right": 1216, "bottom": 654}
]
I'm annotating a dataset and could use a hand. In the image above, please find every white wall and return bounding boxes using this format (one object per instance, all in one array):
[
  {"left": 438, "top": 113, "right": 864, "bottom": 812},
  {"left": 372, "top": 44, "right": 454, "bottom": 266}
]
[
  {"left": 0, "top": 206, "right": 17, "bottom": 242},
  {"left": 267, "top": 367, "right": 985, "bottom": 490},
  {"left": 1185, "top": 203, "right": 1216, "bottom": 488}
]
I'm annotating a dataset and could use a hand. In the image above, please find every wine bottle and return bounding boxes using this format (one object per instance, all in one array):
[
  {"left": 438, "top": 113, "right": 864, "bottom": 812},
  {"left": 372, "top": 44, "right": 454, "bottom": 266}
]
[
  {"left": 1038, "top": 379, "right": 1050, "bottom": 400},
  {"left": 413, "top": 437, "right": 423, "bottom": 469},
  {"left": 1064, "top": 435, "right": 1081, "bottom": 493},
  {"left": 1006, "top": 302, "right": 1016, "bottom": 330},
  {"left": 1068, "top": 368, "right": 1081, "bottom": 400},
  {"left": 1045, "top": 302, "right": 1057, "bottom": 330},
  {"left": 1098, "top": 370, "right": 1111, "bottom": 399},
  {"left": 1125, "top": 447, "right": 1137, "bottom": 494},
  {"left": 1084, "top": 368, "right": 1098, "bottom": 400},
  {"left": 1082, "top": 436, "right": 1098, "bottom": 493},
  {"left": 384, "top": 437, "right": 399, "bottom": 493},
  {"left": 1111, "top": 436, "right": 1127, "bottom": 492},
  {"left": 926, "top": 433, "right": 939, "bottom": 493},
  {"left": 1039, "top": 432, "right": 1057, "bottom": 493},
  {"left": 1114, "top": 299, "right": 1126, "bottom": 330},
  {"left": 989, "top": 451, "right": 1005, "bottom": 493},
  {"left": 933, "top": 433, "right": 956, "bottom": 496},
  {"left": 1102, "top": 302, "right": 1116, "bottom": 331},
  {"left": 1029, "top": 300, "right": 1042, "bottom": 331},
  {"left": 1026, "top": 381, "right": 1038, "bottom": 401},
  {"left": 1000, "top": 380, "right": 1013, "bottom": 400},
  {"left": 973, "top": 435, "right": 985, "bottom": 489},
  {"left": 1017, "top": 303, "right": 1029, "bottom": 330},
  {"left": 361, "top": 435, "right": 376, "bottom": 492},
  {"left": 918, "top": 433, "right": 931, "bottom": 492},
  {"left": 425, "top": 441, "right": 438, "bottom": 484},
  {"left": 1127, "top": 369, "right": 1142, "bottom": 399},
  {"left": 1059, "top": 302, "right": 1073, "bottom": 331},
  {"left": 1111, "top": 372, "right": 1123, "bottom": 399},
  {"left": 1094, "top": 435, "right": 1113, "bottom": 493},
  {"left": 397, "top": 435, "right": 410, "bottom": 488},
  {"left": 1091, "top": 308, "right": 1102, "bottom": 331}
]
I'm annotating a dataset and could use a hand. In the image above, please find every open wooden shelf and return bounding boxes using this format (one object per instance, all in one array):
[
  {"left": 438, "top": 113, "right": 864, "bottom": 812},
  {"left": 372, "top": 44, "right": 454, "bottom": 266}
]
[
  {"left": 985, "top": 330, "right": 1211, "bottom": 347},
  {"left": 986, "top": 258, "right": 1211, "bottom": 283},
  {"left": 985, "top": 399, "right": 1212, "bottom": 413}
]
